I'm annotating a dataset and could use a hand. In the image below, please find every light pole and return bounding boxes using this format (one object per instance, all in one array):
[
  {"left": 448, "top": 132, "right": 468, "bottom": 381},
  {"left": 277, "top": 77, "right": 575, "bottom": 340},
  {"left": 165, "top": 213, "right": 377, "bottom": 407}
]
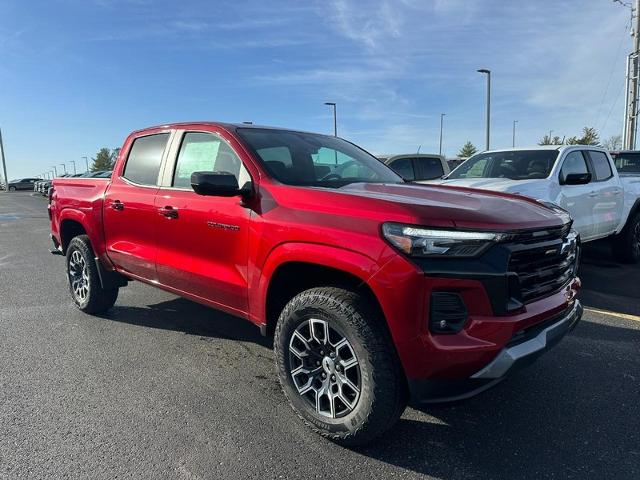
[
  {"left": 477, "top": 69, "right": 491, "bottom": 150},
  {"left": 51, "top": 165, "right": 58, "bottom": 177},
  {"left": 60, "top": 163, "right": 67, "bottom": 174},
  {"left": 512, "top": 120, "right": 518, "bottom": 148},
  {"left": 0, "top": 128, "right": 8, "bottom": 192},
  {"left": 70, "top": 160, "right": 76, "bottom": 174},
  {"left": 82, "top": 156, "right": 89, "bottom": 172},
  {"left": 439, "top": 113, "right": 446, "bottom": 156},
  {"left": 324, "top": 102, "right": 337, "bottom": 136}
]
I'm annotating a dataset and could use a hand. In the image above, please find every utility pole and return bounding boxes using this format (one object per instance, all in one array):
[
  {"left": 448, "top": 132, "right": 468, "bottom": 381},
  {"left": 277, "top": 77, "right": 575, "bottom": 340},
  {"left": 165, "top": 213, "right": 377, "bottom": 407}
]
[
  {"left": 82, "top": 156, "right": 89, "bottom": 172},
  {"left": 0, "top": 128, "right": 8, "bottom": 191},
  {"left": 439, "top": 113, "right": 446, "bottom": 156},
  {"left": 60, "top": 163, "right": 67, "bottom": 174},
  {"left": 623, "top": 0, "right": 640, "bottom": 150},
  {"left": 512, "top": 120, "right": 518, "bottom": 147},
  {"left": 70, "top": 160, "right": 76, "bottom": 174},
  {"left": 477, "top": 69, "right": 491, "bottom": 150},
  {"left": 51, "top": 165, "right": 58, "bottom": 177}
]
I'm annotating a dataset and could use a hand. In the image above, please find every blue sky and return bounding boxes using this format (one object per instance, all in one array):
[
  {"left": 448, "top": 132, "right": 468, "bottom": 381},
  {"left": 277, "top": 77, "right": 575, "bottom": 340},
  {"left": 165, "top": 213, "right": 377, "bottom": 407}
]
[{"left": 0, "top": 0, "right": 632, "bottom": 178}]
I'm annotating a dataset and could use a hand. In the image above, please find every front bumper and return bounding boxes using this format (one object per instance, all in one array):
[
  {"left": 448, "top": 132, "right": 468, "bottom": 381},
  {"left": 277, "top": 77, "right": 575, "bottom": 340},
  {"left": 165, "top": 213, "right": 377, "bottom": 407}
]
[{"left": 409, "top": 300, "right": 583, "bottom": 403}]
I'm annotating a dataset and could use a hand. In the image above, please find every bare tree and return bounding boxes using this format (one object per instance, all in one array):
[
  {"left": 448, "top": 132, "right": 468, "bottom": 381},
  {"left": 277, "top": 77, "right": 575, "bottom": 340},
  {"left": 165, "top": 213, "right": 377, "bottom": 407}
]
[{"left": 602, "top": 134, "right": 622, "bottom": 151}]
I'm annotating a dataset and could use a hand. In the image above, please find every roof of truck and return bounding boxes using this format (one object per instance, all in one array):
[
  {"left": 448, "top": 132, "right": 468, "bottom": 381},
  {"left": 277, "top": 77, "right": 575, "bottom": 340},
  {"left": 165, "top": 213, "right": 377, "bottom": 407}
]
[{"left": 131, "top": 121, "right": 331, "bottom": 137}]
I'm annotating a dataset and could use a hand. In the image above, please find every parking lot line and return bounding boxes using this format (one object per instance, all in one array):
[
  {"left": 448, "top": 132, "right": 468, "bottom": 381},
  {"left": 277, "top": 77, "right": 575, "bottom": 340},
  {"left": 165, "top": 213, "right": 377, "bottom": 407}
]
[{"left": 584, "top": 307, "right": 640, "bottom": 323}]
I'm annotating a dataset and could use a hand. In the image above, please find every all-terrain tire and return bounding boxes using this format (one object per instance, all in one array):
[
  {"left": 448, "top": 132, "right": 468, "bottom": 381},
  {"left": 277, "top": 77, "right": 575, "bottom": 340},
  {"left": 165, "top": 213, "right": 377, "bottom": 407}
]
[
  {"left": 66, "top": 235, "right": 119, "bottom": 313},
  {"left": 612, "top": 212, "right": 640, "bottom": 264},
  {"left": 274, "top": 287, "right": 407, "bottom": 446}
]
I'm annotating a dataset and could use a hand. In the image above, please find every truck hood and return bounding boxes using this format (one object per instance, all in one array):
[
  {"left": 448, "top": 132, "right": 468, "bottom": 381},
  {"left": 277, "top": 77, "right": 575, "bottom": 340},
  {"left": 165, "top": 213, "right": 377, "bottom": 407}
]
[
  {"left": 333, "top": 182, "right": 567, "bottom": 231},
  {"left": 423, "top": 177, "right": 547, "bottom": 194}
]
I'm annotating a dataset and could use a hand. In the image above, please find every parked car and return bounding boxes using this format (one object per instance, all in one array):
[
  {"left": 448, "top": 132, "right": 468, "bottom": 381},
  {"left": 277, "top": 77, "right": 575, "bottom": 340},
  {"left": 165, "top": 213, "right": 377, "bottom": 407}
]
[
  {"left": 610, "top": 150, "right": 640, "bottom": 175},
  {"left": 40, "top": 180, "right": 53, "bottom": 196},
  {"left": 5, "top": 177, "right": 41, "bottom": 191},
  {"left": 49, "top": 122, "right": 582, "bottom": 445},
  {"left": 426, "top": 146, "right": 640, "bottom": 262},
  {"left": 377, "top": 154, "right": 450, "bottom": 181}
]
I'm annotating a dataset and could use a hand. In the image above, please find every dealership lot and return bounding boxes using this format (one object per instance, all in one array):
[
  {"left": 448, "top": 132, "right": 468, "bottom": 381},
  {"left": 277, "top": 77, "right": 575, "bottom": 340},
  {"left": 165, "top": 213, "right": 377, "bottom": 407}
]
[{"left": 1, "top": 192, "right": 639, "bottom": 479}]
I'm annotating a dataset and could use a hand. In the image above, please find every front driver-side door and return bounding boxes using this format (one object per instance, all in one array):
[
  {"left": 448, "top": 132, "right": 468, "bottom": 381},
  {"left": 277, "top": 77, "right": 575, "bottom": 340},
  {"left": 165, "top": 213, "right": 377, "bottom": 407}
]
[
  {"left": 557, "top": 150, "right": 596, "bottom": 241},
  {"left": 154, "top": 130, "right": 253, "bottom": 316}
]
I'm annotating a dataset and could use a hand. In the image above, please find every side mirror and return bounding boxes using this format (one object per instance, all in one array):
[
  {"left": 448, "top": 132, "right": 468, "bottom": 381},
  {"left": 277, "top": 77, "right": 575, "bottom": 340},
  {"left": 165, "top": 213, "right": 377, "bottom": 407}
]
[
  {"left": 562, "top": 172, "right": 592, "bottom": 185},
  {"left": 191, "top": 171, "right": 248, "bottom": 197}
]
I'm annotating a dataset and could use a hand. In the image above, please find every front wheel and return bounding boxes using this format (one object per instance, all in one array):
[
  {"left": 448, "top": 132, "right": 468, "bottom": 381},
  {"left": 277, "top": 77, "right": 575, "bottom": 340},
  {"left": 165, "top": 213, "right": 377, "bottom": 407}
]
[
  {"left": 274, "top": 287, "right": 407, "bottom": 446},
  {"left": 66, "top": 235, "right": 119, "bottom": 313},
  {"left": 612, "top": 212, "right": 640, "bottom": 263},
  {"left": 8, "top": 186, "right": 16, "bottom": 191}
]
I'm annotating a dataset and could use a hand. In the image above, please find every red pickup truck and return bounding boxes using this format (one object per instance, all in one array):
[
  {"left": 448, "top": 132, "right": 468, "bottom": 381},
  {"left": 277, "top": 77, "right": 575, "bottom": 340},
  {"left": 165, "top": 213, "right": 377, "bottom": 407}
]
[{"left": 49, "top": 122, "right": 582, "bottom": 445}]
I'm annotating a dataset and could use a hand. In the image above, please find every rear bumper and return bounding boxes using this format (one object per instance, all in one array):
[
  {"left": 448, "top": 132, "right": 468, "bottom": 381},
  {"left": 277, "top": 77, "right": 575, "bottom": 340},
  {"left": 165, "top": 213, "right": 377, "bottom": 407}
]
[{"left": 409, "top": 300, "right": 583, "bottom": 403}]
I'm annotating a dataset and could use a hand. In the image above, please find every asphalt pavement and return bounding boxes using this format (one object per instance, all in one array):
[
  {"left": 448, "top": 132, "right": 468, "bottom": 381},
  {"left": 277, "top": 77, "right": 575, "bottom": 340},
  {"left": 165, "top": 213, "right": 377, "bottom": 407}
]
[{"left": 0, "top": 191, "right": 638, "bottom": 479}]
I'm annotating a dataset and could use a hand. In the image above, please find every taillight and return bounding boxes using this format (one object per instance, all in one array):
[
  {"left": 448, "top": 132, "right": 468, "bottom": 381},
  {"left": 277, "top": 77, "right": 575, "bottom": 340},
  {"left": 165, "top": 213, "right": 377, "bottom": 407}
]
[{"left": 48, "top": 185, "right": 54, "bottom": 203}]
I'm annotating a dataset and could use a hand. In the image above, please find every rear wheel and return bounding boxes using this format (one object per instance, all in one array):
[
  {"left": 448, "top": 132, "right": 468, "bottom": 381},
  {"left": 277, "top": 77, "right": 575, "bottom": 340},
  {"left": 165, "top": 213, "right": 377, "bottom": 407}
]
[
  {"left": 274, "top": 287, "right": 407, "bottom": 446},
  {"left": 612, "top": 212, "right": 640, "bottom": 263},
  {"left": 66, "top": 235, "right": 119, "bottom": 313}
]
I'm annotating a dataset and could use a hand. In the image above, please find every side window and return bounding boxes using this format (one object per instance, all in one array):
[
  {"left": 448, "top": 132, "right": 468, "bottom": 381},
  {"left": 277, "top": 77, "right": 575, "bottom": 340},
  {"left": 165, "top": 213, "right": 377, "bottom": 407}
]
[
  {"left": 173, "top": 132, "right": 251, "bottom": 189},
  {"left": 389, "top": 158, "right": 415, "bottom": 180},
  {"left": 589, "top": 151, "right": 613, "bottom": 181},
  {"left": 560, "top": 151, "right": 589, "bottom": 184},
  {"left": 414, "top": 157, "right": 444, "bottom": 180},
  {"left": 123, "top": 133, "right": 170, "bottom": 186},
  {"left": 613, "top": 152, "right": 640, "bottom": 172}
]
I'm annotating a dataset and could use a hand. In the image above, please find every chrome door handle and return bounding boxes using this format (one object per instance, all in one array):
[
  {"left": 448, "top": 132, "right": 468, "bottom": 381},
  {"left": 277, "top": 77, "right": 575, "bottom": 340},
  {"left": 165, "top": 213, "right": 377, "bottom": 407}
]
[
  {"left": 159, "top": 206, "right": 178, "bottom": 219},
  {"left": 588, "top": 191, "right": 598, "bottom": 197},
  {"left": 111, "top": 200, "right": 125, "bottom": 211}
]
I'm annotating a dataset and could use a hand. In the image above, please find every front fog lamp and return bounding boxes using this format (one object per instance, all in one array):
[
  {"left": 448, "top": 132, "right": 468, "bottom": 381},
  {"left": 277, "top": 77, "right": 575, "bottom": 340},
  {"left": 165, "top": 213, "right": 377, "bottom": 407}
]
[{"left": 382, "top": 223, "right": 501, "bottom": 258}]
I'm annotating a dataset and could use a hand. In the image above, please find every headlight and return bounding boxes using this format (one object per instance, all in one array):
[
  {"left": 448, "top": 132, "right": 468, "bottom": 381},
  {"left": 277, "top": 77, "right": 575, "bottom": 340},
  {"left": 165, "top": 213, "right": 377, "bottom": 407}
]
[{"left": 382, "top": 223, "right": 504, "bottom": 258}]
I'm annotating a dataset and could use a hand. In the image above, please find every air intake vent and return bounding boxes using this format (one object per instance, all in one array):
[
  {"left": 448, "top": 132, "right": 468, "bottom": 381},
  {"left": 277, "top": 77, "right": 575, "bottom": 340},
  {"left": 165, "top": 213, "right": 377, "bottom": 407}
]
[{"left": 429, "top": 292, "right": 468, "bottom": 334}]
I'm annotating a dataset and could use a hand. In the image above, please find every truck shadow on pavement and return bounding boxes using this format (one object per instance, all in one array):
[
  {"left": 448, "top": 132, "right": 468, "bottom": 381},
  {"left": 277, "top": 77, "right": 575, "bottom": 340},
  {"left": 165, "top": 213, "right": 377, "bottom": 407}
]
[
  {"left": 356, "top": 318, "right": 640, "bottom": 479},
  {"left": 99, "top": 296, "right": 639, "bottom": 479},
  {"left": 101, "top": 297, "right": 272, "bottom": 349},
  {"left": 579, "top": 240, "right": 640, "bottom": 316}
]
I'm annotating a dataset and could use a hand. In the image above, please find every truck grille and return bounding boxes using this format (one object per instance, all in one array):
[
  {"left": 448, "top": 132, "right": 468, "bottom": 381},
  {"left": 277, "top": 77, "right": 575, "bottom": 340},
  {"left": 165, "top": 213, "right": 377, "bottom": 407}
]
[{"left": 508, "top": 226, "right": 578, "bottom": 303}]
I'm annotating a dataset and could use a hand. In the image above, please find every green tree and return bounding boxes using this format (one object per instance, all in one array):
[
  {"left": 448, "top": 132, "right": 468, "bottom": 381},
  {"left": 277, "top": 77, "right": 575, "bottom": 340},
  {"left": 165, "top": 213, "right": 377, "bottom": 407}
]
[
  {"left": 90, "top": 148, "right": 116, "bottom": 171},
  {"left": 538, "top": 135, "right": 564, "bottom": 146},
  {"left": 458, "top": 141, "right": 478, "bottom": 158},
  {"left": 566, "top": 126, "right": 600, "bottom": 146}
]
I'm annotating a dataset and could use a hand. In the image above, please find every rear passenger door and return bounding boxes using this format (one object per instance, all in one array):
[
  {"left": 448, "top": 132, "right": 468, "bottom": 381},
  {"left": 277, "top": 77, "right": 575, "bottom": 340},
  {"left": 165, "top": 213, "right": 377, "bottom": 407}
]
[
  {"left": 103, "top": 131, "right": 171, "bottom": 280},
  {"left": 585, "top": 150, "right": 623, "bottom": 237}
]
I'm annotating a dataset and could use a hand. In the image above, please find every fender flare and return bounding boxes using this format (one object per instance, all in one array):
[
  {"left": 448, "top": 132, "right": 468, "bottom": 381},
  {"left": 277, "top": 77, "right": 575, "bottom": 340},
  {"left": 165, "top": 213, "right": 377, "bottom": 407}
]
[
  {"left": 250, "top": 242, "right": 381, "bottom": 327},
  {"left": 57, "top": 208, "right": 108, "bottom": 261}
]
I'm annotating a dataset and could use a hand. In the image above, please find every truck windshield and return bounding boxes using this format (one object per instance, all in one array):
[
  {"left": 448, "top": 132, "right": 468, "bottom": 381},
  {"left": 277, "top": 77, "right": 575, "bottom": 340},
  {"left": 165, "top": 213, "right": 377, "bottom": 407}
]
[
  {"left": 237, "top": 128, "right": 403, "bottom": 187},
  {"left": 447, "top": 150, "right": 559, "bottom": 180}
]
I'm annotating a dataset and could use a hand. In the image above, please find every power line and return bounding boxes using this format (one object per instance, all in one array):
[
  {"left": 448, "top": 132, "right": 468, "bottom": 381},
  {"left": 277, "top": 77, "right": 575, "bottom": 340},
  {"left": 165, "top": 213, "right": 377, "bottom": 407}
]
[{"left": 594, "top": 17, "right": 630, "bottom": 128}]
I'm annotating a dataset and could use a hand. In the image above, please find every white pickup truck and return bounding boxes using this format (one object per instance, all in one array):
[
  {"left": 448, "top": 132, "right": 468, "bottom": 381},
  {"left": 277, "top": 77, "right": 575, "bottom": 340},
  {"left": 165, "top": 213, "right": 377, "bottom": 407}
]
[{"left": 426, "top": 145, "right": 640, "bottom": 262}]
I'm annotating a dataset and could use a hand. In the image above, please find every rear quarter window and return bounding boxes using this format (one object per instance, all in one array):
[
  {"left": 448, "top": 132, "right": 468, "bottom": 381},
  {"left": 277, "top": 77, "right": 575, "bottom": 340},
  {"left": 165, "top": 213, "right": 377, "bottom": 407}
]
[
  {"left": 588, "top": 151, "right": 613, "bottom": 181},
  {"left": 122, "top": 133, "right": 170, "bottom": 186},
  {"left": 414, "top": 157, "right": 444, "bottom": 180}
]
